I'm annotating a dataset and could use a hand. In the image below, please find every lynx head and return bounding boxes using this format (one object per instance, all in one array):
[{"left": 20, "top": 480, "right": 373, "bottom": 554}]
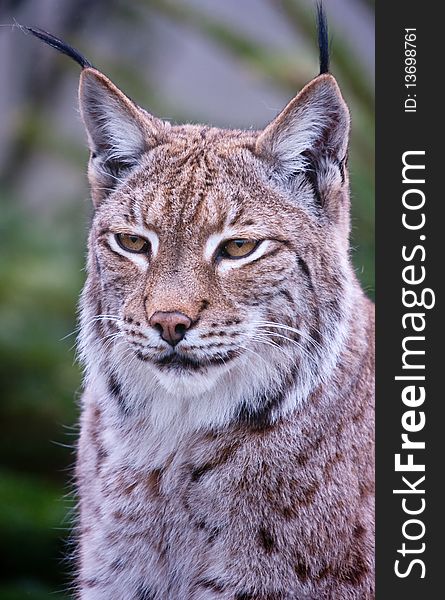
[{"left": 26, "top": 17, "right": 357, "bottom": 429}]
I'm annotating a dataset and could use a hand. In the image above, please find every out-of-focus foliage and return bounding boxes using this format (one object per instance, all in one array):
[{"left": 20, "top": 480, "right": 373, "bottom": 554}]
[
  {"left": 0, "top": 199, "right": 82, "bottom": 599},
  {"left": 0, "top": 0, "right": 374, "bottom": 597}
]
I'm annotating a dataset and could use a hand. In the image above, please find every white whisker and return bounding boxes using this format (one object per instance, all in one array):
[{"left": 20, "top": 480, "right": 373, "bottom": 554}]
[
  {"left": 250, "top": 319, "right": 323, "bottom": 351},
  {"left": 255, "top": 330, "right": 315, "bottom": 363}
]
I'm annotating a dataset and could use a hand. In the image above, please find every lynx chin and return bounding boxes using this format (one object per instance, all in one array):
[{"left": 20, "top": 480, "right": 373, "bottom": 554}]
[{"left": 27, "top": 8, "right": 374, "bottom": 599}]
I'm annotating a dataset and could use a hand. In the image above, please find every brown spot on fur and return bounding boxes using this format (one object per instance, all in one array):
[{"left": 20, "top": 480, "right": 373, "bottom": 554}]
[
  {"left": 353, "top": 523, "right": 366, "bottom": 539},
  {"left": 111, "top": 470, "right": 140, "bottom": 499},
  {"left": 316, "top": 564, "right": 335, "bottom": 580},
  {"left": 146, "top": 468, "right": 163, "bottom": 497},
  {"left": 196, "top": 578, "right": 226, "bottom": 593},
  {"left": 352, "top": 400, "right": 367, "bottom": 423},
  {"left": 339, "top": 551, "right": 369, "bottom": 585},
  {"left": 323, "top": 450, "right": 344, "bottom": 477},
  {"left": 294, "top": 450, "right": 310, "bottom": 467},
  {"left": 194, "top": 519, "right": 220, "bottom": 542},
  {"left": 359, "top": 479, "right": 375, "bottom": 499},
  {"left": 112, "top": 509, "right": 125, "bottom": 520},
  {"left": 295, "top": 557, "right": 311, "bottom": 582},
  {"left": 258, "top": 526, "right": 276, "bottom": 554},
  {"left": 335, "top": 417, "right": 347, "bottom": 438},
  {"left": 123, "top": 481, "right": 138, "bottom": 496},
  {"left": 280, "top": 479, "right": 320, "bottom": 519},
  {"left": 190, "top": 443, "right": 239, "bottom": 481},
  {"left": 89, "top": 405, "right": 108, "bottom": 471},
  {"left": 199, "top": 299, "right": 210, "bottom": 311}
]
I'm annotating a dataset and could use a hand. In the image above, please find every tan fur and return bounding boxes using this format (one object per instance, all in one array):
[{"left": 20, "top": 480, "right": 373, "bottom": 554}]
[{"left": 71, "top": 66, "right": 375, "bottom": 599}]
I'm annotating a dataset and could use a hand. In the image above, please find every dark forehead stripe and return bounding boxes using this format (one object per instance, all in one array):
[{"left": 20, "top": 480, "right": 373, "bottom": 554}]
[
  {"left": 158, "top": 146, "right": 219, "bottom": 225},
  {"left": 189, "top": 152, "right": 217, "bottom": 211},
  {"left": 227, "top": 200, "right": 246, "bottom": 227},
  {"left": 156, "top": 145, "right": 205, "bottom": 219},
  {"left": 194, "top": 152, "right": 216, "bottom": 216},
  {"left": 127, "top": 192, "right": 138, "bottom": 222}
]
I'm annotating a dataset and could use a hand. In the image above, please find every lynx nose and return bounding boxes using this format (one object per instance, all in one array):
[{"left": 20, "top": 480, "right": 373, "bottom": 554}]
[{"left": 149, "top": 311, "right": 192, "bottom": 346}]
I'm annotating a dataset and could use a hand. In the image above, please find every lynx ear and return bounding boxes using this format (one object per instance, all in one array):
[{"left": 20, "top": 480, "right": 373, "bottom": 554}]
[
  {"left": 256, "top": 74, "right": 350, "bottom": 214},
  {"left": 79, "top": 68, "right": 166, "bottom": 204}
]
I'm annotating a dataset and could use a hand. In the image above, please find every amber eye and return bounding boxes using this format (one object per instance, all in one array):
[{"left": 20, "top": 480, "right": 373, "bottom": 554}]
[
  {"left": 115, "top": 233, "right": 150, "bottom": 254},
  {"left": 220, "top": 239, "right": 259, "bottom": 259}
]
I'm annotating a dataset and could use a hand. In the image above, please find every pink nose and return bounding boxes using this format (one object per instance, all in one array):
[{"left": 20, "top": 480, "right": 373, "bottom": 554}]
[{"left": 149, "top": 311, "right": 192, "bottom": 346}]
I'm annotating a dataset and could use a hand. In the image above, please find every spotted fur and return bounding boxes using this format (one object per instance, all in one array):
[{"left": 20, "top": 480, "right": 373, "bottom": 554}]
[{"left": 28, "top": 20, "right": 374, "bottom": 600}]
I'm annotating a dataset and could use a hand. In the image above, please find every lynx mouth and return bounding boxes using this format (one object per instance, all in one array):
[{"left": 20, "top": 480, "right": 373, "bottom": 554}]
[{"left": 136, "top": 349, "right": 239, "bottom": 371}]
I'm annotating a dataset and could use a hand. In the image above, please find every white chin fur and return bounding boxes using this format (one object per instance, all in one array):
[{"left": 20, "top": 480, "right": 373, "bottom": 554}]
[{"left": 150, "top": 364, "right": 227, "bottom": 397}]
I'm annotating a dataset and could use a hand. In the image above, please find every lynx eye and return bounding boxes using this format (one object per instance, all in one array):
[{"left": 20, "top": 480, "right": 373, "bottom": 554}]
[
  {"left": 220, "top": 239, "right": 259, "bottom": 259},
  {"left": 115, "top": 233, "right": 150, "bottom": 254}
]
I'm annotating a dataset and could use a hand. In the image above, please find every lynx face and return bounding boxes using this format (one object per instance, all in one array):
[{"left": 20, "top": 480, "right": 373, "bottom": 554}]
[{"left": 78, "top": 68, "right": 353, "bottom": 426}]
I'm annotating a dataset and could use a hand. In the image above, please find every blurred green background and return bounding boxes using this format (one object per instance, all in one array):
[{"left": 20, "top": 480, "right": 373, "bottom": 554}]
[{"left": 0, "top": 0, "right": 374, "bottom": 597}]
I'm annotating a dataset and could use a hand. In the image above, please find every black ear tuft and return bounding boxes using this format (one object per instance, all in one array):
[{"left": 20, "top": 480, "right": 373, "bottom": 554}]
[
  {"left": 24, "top": 26, "right": 93, "bottom": 69},
  {"left": 316, "top": 3, "right": 329, "bottom": 75}
]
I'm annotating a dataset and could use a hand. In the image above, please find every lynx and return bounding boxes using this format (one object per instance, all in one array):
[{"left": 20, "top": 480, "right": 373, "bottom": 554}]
[{"left": 26, "top": 9, "right": 374, "bottom": 599}]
